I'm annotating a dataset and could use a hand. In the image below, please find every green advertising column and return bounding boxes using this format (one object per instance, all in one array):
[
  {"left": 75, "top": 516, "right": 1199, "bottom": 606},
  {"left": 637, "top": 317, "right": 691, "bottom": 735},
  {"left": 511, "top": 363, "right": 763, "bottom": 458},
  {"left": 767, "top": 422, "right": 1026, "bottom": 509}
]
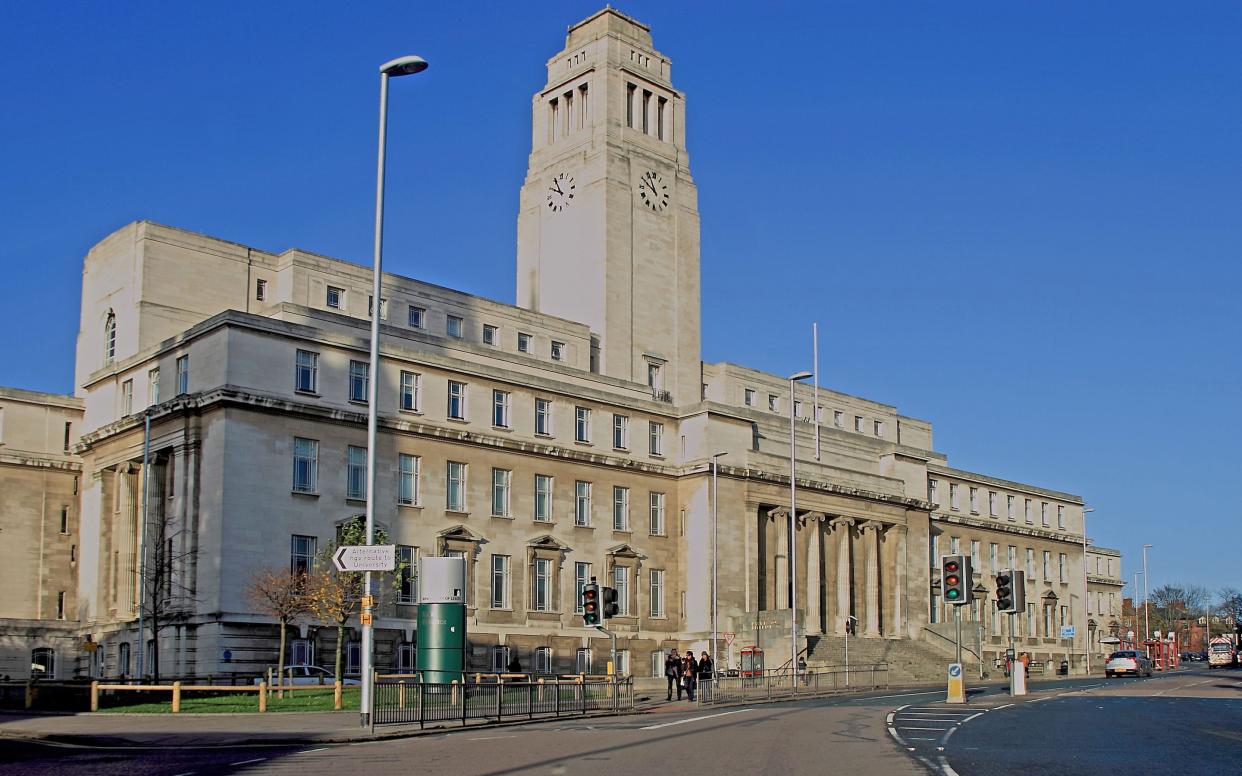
[{"left": 416, "top": 556, "right": 467, "bottom": 684}]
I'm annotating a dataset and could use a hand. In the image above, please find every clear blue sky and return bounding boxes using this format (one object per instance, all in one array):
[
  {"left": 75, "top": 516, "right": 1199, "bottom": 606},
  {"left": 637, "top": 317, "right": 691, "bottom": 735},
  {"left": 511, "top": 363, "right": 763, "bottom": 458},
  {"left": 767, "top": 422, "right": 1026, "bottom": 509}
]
[{"left": 1, "top": 2, "right": 1238, "bottom": 592}]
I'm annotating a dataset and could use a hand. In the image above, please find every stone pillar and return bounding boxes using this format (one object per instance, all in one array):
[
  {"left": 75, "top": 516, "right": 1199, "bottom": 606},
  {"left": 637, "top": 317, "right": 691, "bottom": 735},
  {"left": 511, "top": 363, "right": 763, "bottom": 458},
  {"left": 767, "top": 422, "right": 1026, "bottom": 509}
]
[
  {"left": 805, "top": 514, "right": 825, "bottom": 635},
  {"left": 891, "top": 525, "right": 908, "bottom": 639},
  {"left": 773, "top": 508, "right": 789, "bottom": 609},
  {"left": 830, "top": 517, "right": 855, "bottom": 635},
  {"left": 862, "top": 522, "right": 882, "bottom": 637}
]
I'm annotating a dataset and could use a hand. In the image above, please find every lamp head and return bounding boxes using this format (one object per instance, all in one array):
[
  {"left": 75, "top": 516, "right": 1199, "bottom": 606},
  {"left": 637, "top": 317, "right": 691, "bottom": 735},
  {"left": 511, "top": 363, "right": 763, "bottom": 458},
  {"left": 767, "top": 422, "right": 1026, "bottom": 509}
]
[
  {"left": 381, "top": 55, "right": 429, "bottom": 77},
  {"left": 788, "top": 370, "right": 813, "bottom": 382}
]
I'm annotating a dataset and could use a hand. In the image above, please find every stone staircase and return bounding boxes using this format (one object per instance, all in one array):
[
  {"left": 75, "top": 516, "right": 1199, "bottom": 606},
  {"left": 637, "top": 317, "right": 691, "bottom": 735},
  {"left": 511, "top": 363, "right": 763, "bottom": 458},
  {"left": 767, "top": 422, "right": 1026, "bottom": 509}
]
[{"left": 804, "top": 631, "right": 982, "bottom": 685}]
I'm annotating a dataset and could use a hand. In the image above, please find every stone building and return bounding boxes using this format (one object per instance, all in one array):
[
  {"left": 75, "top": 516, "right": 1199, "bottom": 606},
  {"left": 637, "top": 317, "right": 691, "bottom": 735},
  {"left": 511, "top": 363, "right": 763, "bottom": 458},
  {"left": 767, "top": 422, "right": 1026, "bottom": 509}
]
[
  {"left": 1086, "top": 545, "right": 1124, "bottom": 660},
  {"left": 0, "top": 8, "right": 1116, "bottom": 681}
]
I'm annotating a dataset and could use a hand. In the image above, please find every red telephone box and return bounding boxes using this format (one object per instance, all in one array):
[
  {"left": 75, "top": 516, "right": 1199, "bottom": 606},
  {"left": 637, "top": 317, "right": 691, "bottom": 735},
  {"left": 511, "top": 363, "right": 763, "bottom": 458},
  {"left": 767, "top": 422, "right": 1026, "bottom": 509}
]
[{"left": 740, "top": 646, "right": 765, "bottom": 677}]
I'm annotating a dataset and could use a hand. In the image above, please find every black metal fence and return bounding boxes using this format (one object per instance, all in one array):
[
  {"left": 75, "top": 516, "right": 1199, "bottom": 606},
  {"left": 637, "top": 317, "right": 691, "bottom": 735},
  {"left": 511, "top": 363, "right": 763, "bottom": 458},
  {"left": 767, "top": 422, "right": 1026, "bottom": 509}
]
[
  {"left": 697, "top": 664, "right": 890, "bottom": 705},
  {"left": 373, "top": 677, "right": 633, "bottom": 727}
]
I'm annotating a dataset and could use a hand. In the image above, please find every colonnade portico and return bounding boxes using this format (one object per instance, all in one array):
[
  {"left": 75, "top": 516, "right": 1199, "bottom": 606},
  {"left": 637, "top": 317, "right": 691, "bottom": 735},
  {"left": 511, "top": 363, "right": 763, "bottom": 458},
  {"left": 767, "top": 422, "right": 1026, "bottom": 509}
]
[{"left": 755, "top": 503, "right": 908, "bottom": 642}]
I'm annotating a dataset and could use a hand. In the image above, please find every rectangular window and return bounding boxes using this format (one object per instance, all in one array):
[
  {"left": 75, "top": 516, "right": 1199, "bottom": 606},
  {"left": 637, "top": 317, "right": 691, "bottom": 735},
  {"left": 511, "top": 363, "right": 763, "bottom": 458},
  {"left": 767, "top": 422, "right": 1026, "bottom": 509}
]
[
  {"left": 1007, "top": 495, "right": 1015, "bottom": 521},
  {"left": 574, "top": 562, "right": 591, "bottom": 613},
  {"left": 408, "top": 306, "right": 424, "bottom": 328},
  {"left": 483, "top": 324, "right": 498, "bottom": 346},
  {"left": 950, "top": 536, "right": 960, "bottom": 555},
  {"left": 534, "top": 558, "right": 553, "bottom": 612},
  {"left": 447, "top": 461, "right": 466, "bottom": 511},
  {"left": 397, "top": 546, "right": 416, "bottom": 604},
  {"left": 291, "top": 534, "right": 317, "bottom": 575},
  {"left": 59, "top": 506, "right": 69, "bottom": 534},
  {"left": 534, "top": 474, "right": 552, "bottom": 522},
  {"left": 874, "top": 419, "right": 884, "bottom": 436},
  {"left": 612, "top": 566, "right": 630, "bottom": 615},
  {"left": 57, "top": 591, "right": 66, "bottom": 619},
  {"left": 397, "top": 454, "right": 420, "bottom": 506},
  {"left": 63, "top": 421, "right": 71, "bottom": 452},
  {"left": 833, "top": 410, "right": 844, "bottom": 428},
  {"left": 400, "top": 370, "right": 420, "bottom": 412},
  {"left": 768, "top": 394, "right": 778, "bottom": 411},
  {"left": 613, "top": 414, "right": 628, "bottom": 449},
  {"left": 575, "top": 481, "right": 591, "bottom": 526},
  {"left": 1007, "top": 545, "right": 1017, "bottom": 570},
  {"left": 1041, "top": 502, "right": 1049, "bottom": 527},
  {"left": 1024, "top": 499, "right": 1033, "bottom": 524},
  {"left": 347, "top": 446, "right": 367, "bottom": 500},
  {"left": 326, "top": 286, "right": 343, "bottom": 309},
  {"left": 517, "top": 332, "right": 531, "bottom": 353},
  {"left": 255, "top": 278, "right": 267, "bottom": 301},
  {"left": 649, "top": 569, "right": 665, "bottom": 617},
  {"left": 793, "top": 400, "right": 803, "bottom": 417},
  {"left": 949, "top": 483, "right": 960, "bottom": 510},
  {"left": 575, "top": 407, "right": 590, "bottom": 443},
  {"left": 1026, "top": 548, "right": 1036, "bottom": 577},
  {"left": 649, "top": 492, "right": 666, "bottom": 535},
  {"left": 492, "top": 390, "right": 511, "bottom": 428},
  {"left": 970, "top": 539, "right": 980, "bottom": 568},
  {"left": 448, "top": 380, "right": 467, "bottom": 420},
  {"left": 491, "top": 555, "right": 510, "bottom": 609},
  {"left": 292, "top": 437, "right": 319, "bottom": 493},
  {"left": 148, "top": 368, "right": 160, "bottom": 405},
  {"left": 648, "top": 421, "right": 664, "bottom": 456},
  {"left": 988, "top": 491, "right": 998, "bottom": 517},
  {"left": 854, "top": 415, "right": 863, "bottom": 432},
  {"left": 367, "top": 296, "right": 387, "bottom": 320},
  {"left": 613, "top": 486, "right": 630, "bottom": 531},
  {"left": 1059, "top": 553, "right": 1067, "bottom": 582},
  {"left": 969, "top": 487, "right": 979, "bottom": 513},
  {"left": 121, "top": 379, "right": 133, "bottom": 415},
  {"left": 295, "top": 350, "right": 318, "bottom": 393},
  {"left": 928, "top": 479, "right": 938, "bottom": 505},
  {"left": 577, "top": 648, "right": 592, "bottom": 674},
  {"left": 447, "top": 315, "right": 463, "bottom": 338},
  {"left": 349, "top": 360, "right": 369, "bottom": 403},
  {"left": 535, "top": 646, "right": 552, "bottom": 675},
  {"left": 1027, "top": 603, "right": 1037, "bottom": 636},
  {"left": 551, "top": 341, "right": 565, "bottom": 361},
  {"left": 1057, "top": 505, "right": 1066, "bottom": 530},
  {"left": 492, "top": 468, "right": 512, "bottom": 517},
  {"left": 989, "top": 543, "right": 999, "bottom": 572},
  {"left": 535, "top": 398, "right": 552, "bottom": 436},
  {"left": 744, "top": 388, "right": 755, "bottom": 406}
]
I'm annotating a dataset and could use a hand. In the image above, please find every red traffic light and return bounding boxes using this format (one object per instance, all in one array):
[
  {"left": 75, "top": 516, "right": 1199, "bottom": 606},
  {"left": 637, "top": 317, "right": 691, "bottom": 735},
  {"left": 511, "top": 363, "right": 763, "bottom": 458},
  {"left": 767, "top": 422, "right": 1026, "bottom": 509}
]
[
  {"left": 945, "top": 574, "right": 960, "bottom": 586},
  {"left": 945, "top": 560, "right": 960, "bottom": 573}
]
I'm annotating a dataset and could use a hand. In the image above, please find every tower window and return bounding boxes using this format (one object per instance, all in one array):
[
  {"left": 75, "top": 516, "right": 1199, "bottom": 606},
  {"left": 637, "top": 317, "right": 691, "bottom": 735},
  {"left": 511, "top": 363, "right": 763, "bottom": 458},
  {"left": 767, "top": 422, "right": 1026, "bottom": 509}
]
[
  {"left": 255, "top": 279, "right": 267, "bottom": 301},
  {"left": 642, "top": 90, "right": 652, "bottom": 134},
  {"left": 549, "top": 97, "right": 559, "bottom": 143},
  {"left": 626, "top": 83, "right": 636, "bottom": 128},
  {"left": 103, "top": 312, "right": 116, "bottom": 365},
  {"left": 657, "top": 97, "right": 667, "bottom": 141},
  {"left": 578, "top": 84, "right": 589, "bottom": 129}
]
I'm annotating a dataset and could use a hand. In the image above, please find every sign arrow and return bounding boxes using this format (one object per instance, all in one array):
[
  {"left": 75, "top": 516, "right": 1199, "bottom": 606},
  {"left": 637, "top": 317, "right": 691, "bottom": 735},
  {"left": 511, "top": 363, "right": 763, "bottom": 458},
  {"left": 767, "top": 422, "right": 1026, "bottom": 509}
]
[{"left": 332, "top": 544, "right": 397, "bottom": 572}]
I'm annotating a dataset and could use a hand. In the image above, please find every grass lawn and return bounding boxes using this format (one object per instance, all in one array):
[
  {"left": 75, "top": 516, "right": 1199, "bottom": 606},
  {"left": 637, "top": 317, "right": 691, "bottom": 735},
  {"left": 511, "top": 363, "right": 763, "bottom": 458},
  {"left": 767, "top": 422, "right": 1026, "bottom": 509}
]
[{"left": 98, "top": 686, "right": 361, "bottom": 713}]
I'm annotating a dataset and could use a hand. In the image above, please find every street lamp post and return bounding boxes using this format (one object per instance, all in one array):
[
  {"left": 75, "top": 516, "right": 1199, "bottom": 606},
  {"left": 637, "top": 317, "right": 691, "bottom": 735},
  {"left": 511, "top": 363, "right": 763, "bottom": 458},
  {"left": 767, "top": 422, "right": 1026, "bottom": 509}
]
[
  {"left": 1132, "top": 571, "right": 1143, "bottom": 648},
  {"left": 1082, "top": 507, "right": 1094, "bottom": 674},
  {"left": 361, "top": 54, "right": 428, "bottom": 728},
  {"left": 711, "top": 451, "right": 728, "bottom": 676},
  {"left": 1142, "top": 544, "right": 1152, "bottom": 642},
  {"left": 787, "top": 370, "right": 813, "bottom": 675}
]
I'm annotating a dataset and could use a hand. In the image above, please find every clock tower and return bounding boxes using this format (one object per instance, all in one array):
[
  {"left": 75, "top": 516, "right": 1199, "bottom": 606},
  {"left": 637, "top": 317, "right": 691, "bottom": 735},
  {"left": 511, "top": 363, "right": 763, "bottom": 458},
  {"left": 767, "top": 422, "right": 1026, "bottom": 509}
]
[{"left": 516, "top": 8, "right": 701, "bottom": 405}]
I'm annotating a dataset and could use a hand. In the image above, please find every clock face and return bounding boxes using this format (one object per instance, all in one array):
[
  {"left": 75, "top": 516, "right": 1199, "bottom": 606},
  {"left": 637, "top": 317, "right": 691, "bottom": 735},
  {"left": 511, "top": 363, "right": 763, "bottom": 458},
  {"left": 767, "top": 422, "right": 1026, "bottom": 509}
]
[
  {"left": 637, "top": 170, "right": 669, "bottom": 212},
  {"left": 546, "top": 172, "right": 575, "bottom": 212}
]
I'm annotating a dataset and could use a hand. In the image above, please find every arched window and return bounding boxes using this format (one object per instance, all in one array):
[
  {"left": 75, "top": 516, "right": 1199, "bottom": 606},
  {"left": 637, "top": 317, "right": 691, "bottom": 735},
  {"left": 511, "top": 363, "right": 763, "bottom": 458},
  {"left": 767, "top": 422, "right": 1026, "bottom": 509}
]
[
  {"left": 31, "top": 647, "right": 55, "bottom": 679},
  {"left": 103, "top": 312, "right": 117, "bottom": 365}
]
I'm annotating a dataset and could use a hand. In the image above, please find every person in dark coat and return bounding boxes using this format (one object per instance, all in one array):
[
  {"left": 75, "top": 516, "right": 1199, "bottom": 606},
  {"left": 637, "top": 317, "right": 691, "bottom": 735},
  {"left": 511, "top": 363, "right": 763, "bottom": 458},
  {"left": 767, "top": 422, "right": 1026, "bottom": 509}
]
[
  {"left": 698, "top": 651, "right": 714, "bottom": 681},
  {"left": 664, "top": 649, "right": 683, "bottom": 701},
  {"left": 681, "top": 650, "right": 699, "bottom": 701}
]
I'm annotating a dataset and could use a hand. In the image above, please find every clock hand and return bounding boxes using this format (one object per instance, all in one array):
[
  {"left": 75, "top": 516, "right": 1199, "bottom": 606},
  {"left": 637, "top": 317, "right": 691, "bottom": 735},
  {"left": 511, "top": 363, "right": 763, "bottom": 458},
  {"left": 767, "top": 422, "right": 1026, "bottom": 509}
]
[{"left": 552, "top": 180, "right": 563, "bottom": 195}]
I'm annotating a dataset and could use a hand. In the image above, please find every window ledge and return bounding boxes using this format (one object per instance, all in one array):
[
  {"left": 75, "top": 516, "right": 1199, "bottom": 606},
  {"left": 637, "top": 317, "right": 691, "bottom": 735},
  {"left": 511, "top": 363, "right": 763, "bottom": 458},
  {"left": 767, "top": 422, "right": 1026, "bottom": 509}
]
[
  {"left": 399, "top": 408, "right": 423, "bottom": 416},
  {"left": 574, "top": 440, "right": 593, "bottom": 447},
  {"left": 612, "top": 529, "right": 632, "bottom": 536},
  {"left": 649, "top": 532, "right": 667, "bottom": 538},
  {"left": 533, "top": 519, "right": 556, "bottom": 526},
  {"left": 649, "top": 453, "right": 665, "bottom": 459},
  {"left": 534, "top": 432, "right": 555, "bottom": 439},
  {"left": 446, "top": 509, "right": 471, "bottom": 517},
  {"left": 397, "top": 502, "right": 422, "bottom": 509},
  {"left": 447, "top": 417, "right": 469, "bottom": 424},
  {"left": 613, "top": 447, "right": 629, "bottom": 453},
  {"left": 346, "top": 498, "right": 367, "bottom": 505},
  {"left": 492, "top": 426, "right": 514, "bottom": 433},
  {"left": 292, "top": 491, "right": 320, "bottom": 498},
  {"left": 348, "top": 399, "right": 369, "bottom": 406},
  {"left": 491, "top": 514, "right": 515, "bottom": 520},
  {"left": 573, "top": 523, "right": 595, "bottom": 529},
  {"left": 295, "top": 390, "right": 321, "bottom": 398}
]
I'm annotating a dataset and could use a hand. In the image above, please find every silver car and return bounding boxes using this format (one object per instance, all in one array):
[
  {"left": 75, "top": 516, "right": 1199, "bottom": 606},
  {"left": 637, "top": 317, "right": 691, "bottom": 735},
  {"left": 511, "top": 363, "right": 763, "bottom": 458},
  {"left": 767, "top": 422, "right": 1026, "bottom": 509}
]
[{"left": 1105, "top": 650, "right": 1152, "bottom": 678}]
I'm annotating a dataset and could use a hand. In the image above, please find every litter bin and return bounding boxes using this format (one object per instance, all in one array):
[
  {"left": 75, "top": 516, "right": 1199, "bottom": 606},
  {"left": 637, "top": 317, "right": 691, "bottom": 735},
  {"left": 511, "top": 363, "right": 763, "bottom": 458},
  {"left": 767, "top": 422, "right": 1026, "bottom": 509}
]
[{"left": 1059, "top": 660, "right": 1069, "bottom": 676}]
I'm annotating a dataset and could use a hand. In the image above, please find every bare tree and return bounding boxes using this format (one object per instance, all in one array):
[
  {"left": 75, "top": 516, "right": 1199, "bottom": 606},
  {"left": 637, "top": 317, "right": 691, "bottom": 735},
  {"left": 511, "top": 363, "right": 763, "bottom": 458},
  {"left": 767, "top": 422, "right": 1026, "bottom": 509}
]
[
  {"left": 135, "top": 459, "right": 197, "bottom": 682},
  {"left": 245, "top": 567, "right": 310, "bottom": 688}
]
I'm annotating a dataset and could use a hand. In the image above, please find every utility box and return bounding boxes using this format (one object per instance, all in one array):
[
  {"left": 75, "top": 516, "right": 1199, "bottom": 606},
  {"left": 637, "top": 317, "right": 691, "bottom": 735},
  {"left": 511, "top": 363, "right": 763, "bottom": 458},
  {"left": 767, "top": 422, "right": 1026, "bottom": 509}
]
[{"left": 416, "top": 557, "right": 467, "bottom": 684}]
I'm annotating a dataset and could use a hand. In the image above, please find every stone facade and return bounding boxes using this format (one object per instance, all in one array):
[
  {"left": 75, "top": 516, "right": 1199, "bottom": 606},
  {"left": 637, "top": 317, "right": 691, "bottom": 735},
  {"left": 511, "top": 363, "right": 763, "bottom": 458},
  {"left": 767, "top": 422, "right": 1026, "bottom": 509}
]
[{"left": 0, "top": 8, "right": 1118, "bottom": 681}]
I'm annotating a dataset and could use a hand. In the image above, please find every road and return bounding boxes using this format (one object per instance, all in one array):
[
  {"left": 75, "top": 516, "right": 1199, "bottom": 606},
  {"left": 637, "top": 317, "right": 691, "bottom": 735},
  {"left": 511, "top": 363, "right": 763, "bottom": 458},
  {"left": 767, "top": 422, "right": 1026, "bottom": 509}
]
[{"left": 891, "top": 667, "right": 1242, "bottom": 776}]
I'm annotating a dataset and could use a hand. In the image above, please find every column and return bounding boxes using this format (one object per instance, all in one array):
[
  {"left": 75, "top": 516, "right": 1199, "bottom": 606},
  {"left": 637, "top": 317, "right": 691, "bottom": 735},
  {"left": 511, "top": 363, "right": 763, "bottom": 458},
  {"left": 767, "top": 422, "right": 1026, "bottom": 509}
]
[
  {"left": 891, "top": 525, "right": 908, "bottom": 639},
  {"left": 862, "top": 522, "right": 882, "bottom": 637},
  {"left": 830, "top": 517, "right": 854, "bottom": 634},
  {"left": 773, "top": 508, "right": 789, "bottom": 609},
  {"left": 805, "top": 514, "right": 825, "bottom": 635}
]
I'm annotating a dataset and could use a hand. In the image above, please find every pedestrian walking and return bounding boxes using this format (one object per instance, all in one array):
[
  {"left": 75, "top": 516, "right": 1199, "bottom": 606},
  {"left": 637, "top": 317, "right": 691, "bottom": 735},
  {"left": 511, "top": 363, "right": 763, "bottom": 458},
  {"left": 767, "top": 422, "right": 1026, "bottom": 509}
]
[
  {"left": 797, "top": 656, "right": 808, "bottom": 685},
  {"left": 698, "top": 651, "right": 714, "bottom": 681},
  {"left": 682, "top": 650, "right": 699, "bottom": 701},
  {"left": 665, "top": 649, "right": 683, "bottom": 701}
]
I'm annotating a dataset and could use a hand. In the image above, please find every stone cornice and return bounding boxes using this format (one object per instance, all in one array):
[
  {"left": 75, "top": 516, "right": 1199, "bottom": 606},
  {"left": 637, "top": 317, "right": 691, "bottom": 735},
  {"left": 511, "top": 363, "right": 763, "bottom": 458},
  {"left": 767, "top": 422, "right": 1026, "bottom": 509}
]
[
  {"left": 931, "top": 511, "right": 1085, "bottom": 547},
  {"left": 927, "top": 462, "right": 1083, "bottom": 505},
  {"left": 1088, "top": 575, "right": 1126, "bottom": 587},
  {"left": 0, "top": 452, "right": 82, "bottom": 473}
]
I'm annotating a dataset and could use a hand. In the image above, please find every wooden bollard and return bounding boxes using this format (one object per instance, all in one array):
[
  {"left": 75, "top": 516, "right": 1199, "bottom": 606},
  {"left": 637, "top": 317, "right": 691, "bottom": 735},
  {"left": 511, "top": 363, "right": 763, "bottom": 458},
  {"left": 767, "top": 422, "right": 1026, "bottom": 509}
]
[
  {"left": 334, "top": 681, "right": 343, "bottom": 711},
  {"left": 90, "top": 681, "right": 99, "bottom": 712},
  {"left": 171, "top": 681, "right": 182, "bottom": 713},
  {"left": 398, "top": 680, "right": 406, "bottom": 709},
  {"left": 258, "top": 682, "right": 267, "bottom": 712}
]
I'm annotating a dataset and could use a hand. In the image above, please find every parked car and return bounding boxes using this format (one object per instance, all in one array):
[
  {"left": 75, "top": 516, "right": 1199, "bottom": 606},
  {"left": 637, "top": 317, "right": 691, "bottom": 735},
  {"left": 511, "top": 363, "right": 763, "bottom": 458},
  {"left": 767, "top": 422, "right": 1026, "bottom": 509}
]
[
  {"left": 1105, "top": 650, "right": 1152, "bottom": 678},
  {"left": 254, "top": 665, "right": 360, "bottom": 685}
]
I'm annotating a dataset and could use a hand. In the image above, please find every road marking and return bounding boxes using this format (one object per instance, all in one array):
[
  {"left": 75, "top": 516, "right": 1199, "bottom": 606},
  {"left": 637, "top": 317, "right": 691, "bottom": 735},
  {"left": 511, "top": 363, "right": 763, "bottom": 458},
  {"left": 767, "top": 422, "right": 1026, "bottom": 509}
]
[
  {"left": 896, "top": 704, "right": 911, "bottom": 711},
  {"left": 887, "top": 727, "right": 908, "bottom": 746},
  {"left": 886, "top": 712, "right": 895, "bottom": 723},
  {"left": 907, "top": 736, "right": 939, "bottom": 741},
  {"left": 939, "top": 755, "right": 963, "bottom": 776},
  {"left": 939, "top": 727, "right": 958, "bottom": 746},
  {"left": 229, "top": 758, "right": 266, "bottom": 766},
  {"left": 901, "top": 726, "right": 951, "bottom": 731},
  {"left": 993, "top": 703, "right": 1014, "bottom": 710},
  {"left": 172, "top": 772, "right": 195, "bottom": 776},
  {"left": 468, "top": 735, "right": 518, "bottom": 741},
  {"left": 861, "top": 690, "right": 943, "bottom": 701},
  {"left": 640, "top": 708, "right": 752, "bottom": 730},
  {"left": 296, "top": 748, "right": 329, "bottom": 754},
  {"left": 962, "top": 712, "right": 983, "bottom": 722}
]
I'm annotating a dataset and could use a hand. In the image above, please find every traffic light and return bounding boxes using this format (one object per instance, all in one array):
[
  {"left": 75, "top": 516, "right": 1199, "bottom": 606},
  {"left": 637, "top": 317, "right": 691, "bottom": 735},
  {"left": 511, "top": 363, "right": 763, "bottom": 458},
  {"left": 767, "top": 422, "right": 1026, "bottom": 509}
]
[
  {"left": 941, "top": 555, "right": 971, "bottom": 606},
  {"left": 602, "top": 586, "right": 620, "bottom": 619},
  {"left": 995, "top": 569, "right": 1025, "bottom": 615},
  {"left": 582, "top": 581, "right": 601, "bottom": 626}
]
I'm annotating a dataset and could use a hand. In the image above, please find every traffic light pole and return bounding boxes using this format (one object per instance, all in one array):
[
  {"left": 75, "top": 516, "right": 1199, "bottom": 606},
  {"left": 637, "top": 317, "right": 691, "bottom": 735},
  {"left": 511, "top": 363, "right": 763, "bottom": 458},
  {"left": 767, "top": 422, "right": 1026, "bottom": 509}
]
[
  {"left": 955, "top": 605, "right": 963, "bottom": 666},
  {"left": 594, "top": 625, "right": 616, "bottom": 677}
]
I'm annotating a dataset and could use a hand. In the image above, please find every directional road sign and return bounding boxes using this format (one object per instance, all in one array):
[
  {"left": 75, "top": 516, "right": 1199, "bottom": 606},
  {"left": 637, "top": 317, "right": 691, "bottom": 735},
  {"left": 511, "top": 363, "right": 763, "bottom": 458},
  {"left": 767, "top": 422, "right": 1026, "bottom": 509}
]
[{"left": 332, "top": 544, "right": 396, "bottom": 572}]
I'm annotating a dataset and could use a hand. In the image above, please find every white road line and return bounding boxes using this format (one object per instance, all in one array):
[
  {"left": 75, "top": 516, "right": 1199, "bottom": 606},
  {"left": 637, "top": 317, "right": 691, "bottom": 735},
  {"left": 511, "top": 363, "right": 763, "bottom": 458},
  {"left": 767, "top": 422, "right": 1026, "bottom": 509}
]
[
  {"left": 896, "top": 704, "right": 911, "bottom": 711},
  {"left": 899, "top": 719, "right": 964, "bottom": 723},
  {"left": 886, "top": 712, "right": 895, "bottom": 723},
  {"left": 172, "top": 772, "right": 195, "bottom": 776},
  {"left": 296, "top": 748, "right": 329, "bottom": 754},
  {"left": 939, "top": 727, "right": 958, "bottom": 746},
  {"left": 939, "top": 755, "right": 962, "bottom": 776},
  {"left": 962, "top": 712, "right": 983, "bottom": 723},
  {"left": 993, "top": 703, "right": 1014, "bottom": 710},
  {"left": 467, "top": 735, "right": 518, "bottom": 741},
  {"left": 901, "top": 726, "right": 951, "bottom": 731},
  {"left": 229, "top": 758, "right": 266, "bottom": 766},
  {"left": 907, "top": 737, "right": 939, "bottom": 741},
  {"left": 863, "top": 691, "right": 943, "bottom": 701},
  {"left": 640, "top": 708, "right": 752, "bottom": 730},
  {"left": 887, "top": 727, "right": 908, "bottom": 746}
]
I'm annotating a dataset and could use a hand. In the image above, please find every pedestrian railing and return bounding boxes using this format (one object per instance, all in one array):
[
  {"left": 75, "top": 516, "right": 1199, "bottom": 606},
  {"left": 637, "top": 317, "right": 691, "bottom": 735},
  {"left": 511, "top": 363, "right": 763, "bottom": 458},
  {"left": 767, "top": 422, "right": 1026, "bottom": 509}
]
[
  {"left": 372, "top": 675, "right": 633, "bottom": 727},
  {"left": 697, "top": 663, "right": 890, "bottom": 705}
]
